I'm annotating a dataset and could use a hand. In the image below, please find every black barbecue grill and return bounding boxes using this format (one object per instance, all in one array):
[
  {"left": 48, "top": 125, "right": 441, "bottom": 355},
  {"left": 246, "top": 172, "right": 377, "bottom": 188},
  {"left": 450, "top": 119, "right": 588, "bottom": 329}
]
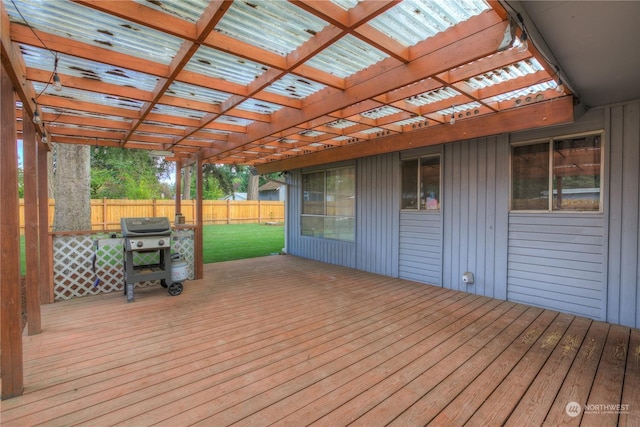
[{"left": 121, "top": 217, "right": 183, "bottom": 302}]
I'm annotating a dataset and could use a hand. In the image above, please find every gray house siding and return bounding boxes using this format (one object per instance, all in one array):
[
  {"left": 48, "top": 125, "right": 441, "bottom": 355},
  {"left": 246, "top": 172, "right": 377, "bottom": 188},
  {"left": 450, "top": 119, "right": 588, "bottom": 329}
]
[
  {"left": 442, "top": 136, "right": 509, "bottom": 299},
  {"left": 506, "top": 214, "right": 605, "bottom": 320},
  {"left": 606, "top": 101, "right": 640, "bottom": 328},
  {"left": 398, "top": 211, "right": 441, "bottom": 285},
  {"left": 285, "top": 99, "right": 640, "bottom": 328},
  {"left": 355, "top": 153, "right": 400, "bottom": 277}
]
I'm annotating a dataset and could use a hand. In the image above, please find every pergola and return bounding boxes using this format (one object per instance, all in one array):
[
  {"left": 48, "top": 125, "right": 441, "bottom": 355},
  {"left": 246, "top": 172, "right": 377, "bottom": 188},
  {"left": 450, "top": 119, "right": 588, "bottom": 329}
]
[{"left": 1, "top": 0, "right": 575, "bottom": 399}]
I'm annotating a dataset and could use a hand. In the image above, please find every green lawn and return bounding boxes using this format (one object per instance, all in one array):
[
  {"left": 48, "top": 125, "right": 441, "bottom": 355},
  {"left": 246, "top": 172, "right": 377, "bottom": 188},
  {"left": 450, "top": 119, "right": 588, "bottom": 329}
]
[
  {"left": 19, "top": 223, "right": 284, "bottom": 275},
  {"left": 203, "top": 223, "right": 284, "bottom": 263}
]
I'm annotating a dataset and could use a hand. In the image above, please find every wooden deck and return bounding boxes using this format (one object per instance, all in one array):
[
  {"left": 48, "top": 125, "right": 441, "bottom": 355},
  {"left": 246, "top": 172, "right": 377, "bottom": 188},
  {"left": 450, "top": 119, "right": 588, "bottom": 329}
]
[{"left": 1, "top": 255, "right": 638, "bottom": 426}]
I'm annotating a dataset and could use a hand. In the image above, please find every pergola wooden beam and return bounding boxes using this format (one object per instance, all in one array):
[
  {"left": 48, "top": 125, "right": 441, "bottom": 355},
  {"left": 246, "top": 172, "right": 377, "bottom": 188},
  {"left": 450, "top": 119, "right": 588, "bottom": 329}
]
[{"left": 255, "top": 96, "right": 574, "bottom": 174}]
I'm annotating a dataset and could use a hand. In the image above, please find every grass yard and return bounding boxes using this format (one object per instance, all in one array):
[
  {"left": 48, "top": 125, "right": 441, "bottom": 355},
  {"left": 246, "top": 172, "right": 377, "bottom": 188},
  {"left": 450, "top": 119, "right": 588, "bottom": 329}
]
[
  {"left": 203, "top": 223, "right": 285, "bottom": 263},
  {"left": 18, "top": 223, "right": 285, "bottom": 273}
]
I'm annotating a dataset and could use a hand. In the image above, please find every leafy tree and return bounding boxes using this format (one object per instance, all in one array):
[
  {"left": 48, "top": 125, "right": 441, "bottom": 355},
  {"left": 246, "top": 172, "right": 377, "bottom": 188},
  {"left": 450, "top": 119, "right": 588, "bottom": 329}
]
[{"left": 90, "top": 147, "right": 171, "bottom": 199}]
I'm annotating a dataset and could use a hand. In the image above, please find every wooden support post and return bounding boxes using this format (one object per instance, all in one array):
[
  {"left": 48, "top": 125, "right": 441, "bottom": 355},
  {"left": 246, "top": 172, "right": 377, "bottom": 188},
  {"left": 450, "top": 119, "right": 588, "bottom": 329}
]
[
  {"left": 1, "top": 62, "right": 24, "bottom": 399},
  {"left": 175, "top": 159, "right": 182, "bottom": 220},
  {"left": 195, "top": 156, "right": 204, "bottom": 279},
  {"left": 38, "top": 140, "right": 51, "bottom": 304},
  {"left": 23, "top": 106, "right": 41, "bottom": 335}
]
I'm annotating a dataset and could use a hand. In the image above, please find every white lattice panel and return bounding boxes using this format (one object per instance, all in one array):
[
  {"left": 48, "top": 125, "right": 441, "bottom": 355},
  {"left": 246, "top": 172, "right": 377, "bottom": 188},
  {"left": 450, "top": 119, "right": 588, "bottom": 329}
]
[
  {"left": 53, "top": 229, "right": 195, "bottom": 300},
  {"left": 172, "top": 228, "right": 195, "bottom": 280}
]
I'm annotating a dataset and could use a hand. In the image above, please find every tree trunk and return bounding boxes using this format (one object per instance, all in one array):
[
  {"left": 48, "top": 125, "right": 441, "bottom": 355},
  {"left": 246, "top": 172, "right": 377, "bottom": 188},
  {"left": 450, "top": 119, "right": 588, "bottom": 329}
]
[
  {"left": 247, "top": 173, "right": 259, "bottom": 200},
  {"left": 52, "top": 143, "right": 91, "bottom": 231},
  {"left": 183, "top": 165, "right": 191, "bottom": 200}
]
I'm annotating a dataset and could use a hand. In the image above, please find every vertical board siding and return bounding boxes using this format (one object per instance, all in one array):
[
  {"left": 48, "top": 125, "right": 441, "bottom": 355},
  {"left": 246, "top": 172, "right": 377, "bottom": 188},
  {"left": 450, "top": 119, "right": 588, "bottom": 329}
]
[
  {"left": 356, "top": 154, "right": 399, "bottom": 277},
  {"left": 442, "top": 136, "right": 509, "bottom": 298},
  {"left": 398, "top": 211, "right": 442, "bottom": 284},
  {"left": 607, "top": 101, "right": 640, "bottom": 328},
  {"left": 507, "top": 214, "right": 605, "bottom": 320}
]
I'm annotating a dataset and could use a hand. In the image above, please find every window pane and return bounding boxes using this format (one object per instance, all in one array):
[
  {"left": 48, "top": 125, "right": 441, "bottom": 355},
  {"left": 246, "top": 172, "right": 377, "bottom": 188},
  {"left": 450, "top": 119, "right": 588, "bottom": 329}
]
[
  {"left": 553, "top": 135, "right": 601, "bottom": 211},
  {"left": 401, "top": 159, "right": 418, "bottom": 209},
  {"left": 420, "top": 156, "right": 440, "bottom": 210},
  {"left": 512, "top": 143, "right": 549, "bottom": 210},
  {"left": 323, "top": 216, "right": 355, "bottom": 242},
  {"left": 301, "top": 216, "right": 324, "bottom": 237},
  {"left": 302, "top": 171, "right": 324, "bottom": 215},
  {"left": 326, "top": 167, "right": 355, "bottom": 217}
]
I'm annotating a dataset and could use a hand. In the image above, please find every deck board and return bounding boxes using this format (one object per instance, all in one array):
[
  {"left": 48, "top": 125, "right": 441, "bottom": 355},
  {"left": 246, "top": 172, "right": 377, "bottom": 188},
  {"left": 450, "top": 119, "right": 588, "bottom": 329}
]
[{"left": 1, "top": 255, "right": 638, "bottom": 426}]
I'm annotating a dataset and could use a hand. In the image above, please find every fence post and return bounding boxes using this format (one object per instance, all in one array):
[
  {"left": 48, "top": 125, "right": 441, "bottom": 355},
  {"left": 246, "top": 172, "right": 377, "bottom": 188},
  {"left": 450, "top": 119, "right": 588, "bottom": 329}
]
[
  {"left": 102, "top": 198, "right": 108, "bottom": 231},
  {"left": 227, "top": 200, "right": 231, "bottom": 224}
]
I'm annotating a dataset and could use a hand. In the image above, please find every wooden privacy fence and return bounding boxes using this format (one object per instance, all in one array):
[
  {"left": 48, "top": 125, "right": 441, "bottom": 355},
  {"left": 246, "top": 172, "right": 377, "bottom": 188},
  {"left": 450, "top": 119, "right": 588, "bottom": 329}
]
[{"left": 19, "top": 199, "right": 285, "bottom": 232}]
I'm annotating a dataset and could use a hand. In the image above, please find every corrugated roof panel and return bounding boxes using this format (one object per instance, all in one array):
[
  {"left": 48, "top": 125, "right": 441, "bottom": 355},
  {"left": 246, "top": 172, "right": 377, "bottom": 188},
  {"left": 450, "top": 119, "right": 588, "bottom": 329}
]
[
  {"left": 394, "top": 116, "right": 428, "bottom": 126},
  {"left": 361, "top": 127, "right": 385, "bottom": 135},
  {"left": 21, "top": 45, "right": 159, "bottom": 92},
  {"left": 142, "top": 120, "right": 187, "bottom": 131},
  {"left": 41, "top": 106, "right": 131, "bottom": 122},
  {"left": 166, "top": 81, "right": 232, "bottom": 105},
  {"left": 133, "top": 0, "right": 208, "bottom": 23},
  {"left": 486, "top": 81, "right": 558, "bottom": 103},
  {"left": 367, "top": 0, "right": 491, "bottom": 47},
  {"left": 406, "top": 87, "right": 460, "bottom": 106},
  {"left": 305, "top": 35, "right": 389, "bottom": 78},
  {"left": 32, "top": 82, "right": 144, "bottom": 110},
  {"left": 213, "top": 115, "right": 253, "bottom": 127},
  {"left": 152, "top": 104, "right": 208, "bottom": 119},
  {"left": 6, "top": 0, "right": 182, "bottom": 65},
  {"left": 264, "top": 74, "right": 326, "bottom": 99},
  {"left": 466, "top": 58, "right": 545, "bottom": 90},
  {"left": 361, "top": 106, "right": 402, "bottom": 119},
  {"left": 326, "top": 119, "right": 358, "bottom": 129},
  {"left": 185, "top": 45, "right": 268, "bottom": 85},
  {"left": 438, "top": 101, "right": 482, "bottom": 116},
  {"left": 236, "top": 99, "right": 283, "bottom": 114},
  {"left": 214, "top": 1, "right": 328, "bottom": 57},
  {"left": 299, "top": 130, "right": 326, "bottom": 137}
]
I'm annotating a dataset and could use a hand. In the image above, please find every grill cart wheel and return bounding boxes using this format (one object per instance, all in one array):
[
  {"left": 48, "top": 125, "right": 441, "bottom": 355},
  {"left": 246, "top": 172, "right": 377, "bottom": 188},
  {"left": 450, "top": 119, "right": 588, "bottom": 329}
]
[
  {"left": 160, "top": 279, "right": 168, "bottom": 288},
  {"left": 168, "top": 282, "right": 183, "bottom": 296}
]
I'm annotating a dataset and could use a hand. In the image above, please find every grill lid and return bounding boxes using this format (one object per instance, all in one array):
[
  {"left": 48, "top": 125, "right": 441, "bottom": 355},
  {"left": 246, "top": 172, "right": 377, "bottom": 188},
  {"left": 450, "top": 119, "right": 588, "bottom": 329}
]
[{"left": 121, "top": 217, "right": 171, "bottom": 236}]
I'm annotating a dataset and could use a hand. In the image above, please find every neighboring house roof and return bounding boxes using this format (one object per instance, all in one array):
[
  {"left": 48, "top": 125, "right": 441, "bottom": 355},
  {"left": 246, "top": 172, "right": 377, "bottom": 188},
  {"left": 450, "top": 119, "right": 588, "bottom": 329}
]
[{"left": 259, "top": 181, "right": 283, "bottom": 192}]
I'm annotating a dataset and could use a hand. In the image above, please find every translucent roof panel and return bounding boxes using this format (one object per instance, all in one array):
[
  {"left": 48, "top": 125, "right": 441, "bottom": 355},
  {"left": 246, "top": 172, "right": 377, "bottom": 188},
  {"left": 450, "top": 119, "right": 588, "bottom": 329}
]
[
  {"left": 466, "top": 59, "right": 546, "bottom": 90},
  {"left": 133, "top": 0, "right": 209, "bottom": 23},
  {"left": 32, "top": 82, "right": 144, "bottom": 111},
  {"left": 214, "top": 1, "right": 328, "bottom": 57},
  {"left": 41, "top": 107, "right": 132, "bottom": 122},
  {"left": 264, "top": 74, "right": 326, "bottom": 99},
  {"left": 152, "top": 104, "right": 208, "bottom": 119},
  {"left": 361, "top": 106, "right": 402, "bottom": 119},
  {"left": 305, "top": 35, "right": 389, "bottom": 78},
  {"left": 368, "top": 0, "right": 491, "bottom": 47},
  {"left": 5, "top": 1, "right": 182, "bottom": 65},
  {"left": 485, "top": 81, "right": 559, "bottom": 103},
  {"left": 439, "top": 101, "right": 482, "bottom": 116},
  {"left": 20, "top": 45, "right": 160, "bottom": 92},
  {"left": 394, "top": 116, "right": 429, "bottom": 126},
  {"left": 236, "top": 99, "right": 283, "bottom": 115},
  {"left": 406, "top": 87, "right": 461, "bottom": 106},
  {"left": 165, "top": 81, "right": 232, "bottom": 105},
  {"left": 213, "top": 116, "right": 253, "bottom": 127},
  {"left": 185, "top": 45, "right": 268, "bottom": 85}
]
